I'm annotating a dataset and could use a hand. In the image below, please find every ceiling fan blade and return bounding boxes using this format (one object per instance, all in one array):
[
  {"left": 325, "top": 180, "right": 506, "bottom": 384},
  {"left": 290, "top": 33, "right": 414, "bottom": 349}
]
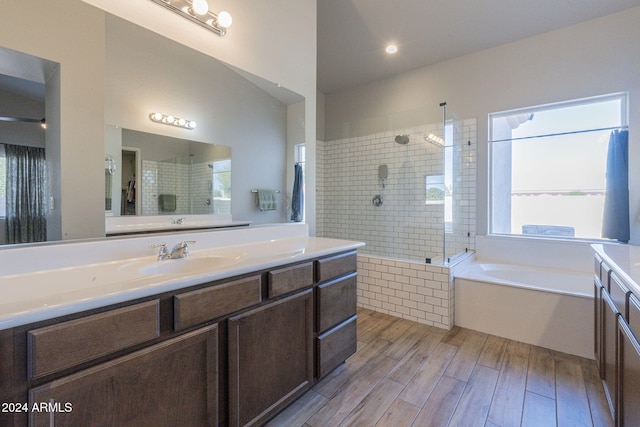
[{"left": 0, "top": 116, "right": 43, "bottom": 124}]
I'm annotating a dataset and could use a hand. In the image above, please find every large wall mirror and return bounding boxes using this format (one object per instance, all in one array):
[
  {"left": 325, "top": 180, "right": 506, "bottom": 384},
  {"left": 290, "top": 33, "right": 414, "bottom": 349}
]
[
  {"left": 105, "top": 127, "right": 231, "bottom": 217},
  {"left": 0, "top": 3, "right": 305, "bottom": 247}
]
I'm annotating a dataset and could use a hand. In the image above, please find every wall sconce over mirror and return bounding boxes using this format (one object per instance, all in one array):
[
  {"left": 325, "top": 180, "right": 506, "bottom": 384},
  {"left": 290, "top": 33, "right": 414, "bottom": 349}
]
[
  {"left": 149, "top": 112, "right": 197, "bottom": 129},
  {"left": 148, "top": 0, "right": 232, "bottom": 37}
]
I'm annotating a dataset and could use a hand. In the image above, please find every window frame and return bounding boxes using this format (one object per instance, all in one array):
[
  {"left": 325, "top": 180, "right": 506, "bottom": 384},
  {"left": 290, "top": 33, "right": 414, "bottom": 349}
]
[{"left": 488, "top": 92, "right": 628, "bottom": 242}]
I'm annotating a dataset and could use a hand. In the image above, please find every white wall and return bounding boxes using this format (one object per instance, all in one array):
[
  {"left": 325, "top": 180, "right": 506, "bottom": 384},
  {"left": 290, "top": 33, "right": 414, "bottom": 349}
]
[
  {"left": 323, "top": 7, "right": 640, "bottom": 246},
  {"left": 82, "top": 0, "right": 318, "bottom": 233},
  {"left": 105, "top": 16, "right": 288, "bottom": 224}
]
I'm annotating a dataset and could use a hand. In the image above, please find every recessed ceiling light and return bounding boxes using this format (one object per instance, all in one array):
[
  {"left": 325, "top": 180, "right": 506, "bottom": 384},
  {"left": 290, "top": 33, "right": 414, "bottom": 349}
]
[{"left": 385, "top": 44, "right": 398, "bottom": 54}]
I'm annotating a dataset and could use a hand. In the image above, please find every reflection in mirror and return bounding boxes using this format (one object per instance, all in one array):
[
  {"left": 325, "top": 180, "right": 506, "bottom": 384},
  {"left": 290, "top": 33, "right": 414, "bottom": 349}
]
[
  {"left": 0, "top": 45, "right": 58, "bottom": 246},
  {"left": 0, "top": 7, "right": 305, "bottom": 247},
  {"left": 105, "top": 126, "right": 231, "bottom": 217}
]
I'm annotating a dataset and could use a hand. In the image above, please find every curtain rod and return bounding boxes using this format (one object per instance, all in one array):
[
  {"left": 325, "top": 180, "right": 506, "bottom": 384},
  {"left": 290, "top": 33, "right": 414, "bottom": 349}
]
[{"left": 489, "top": 125, "right": 628, "bottom": 144}]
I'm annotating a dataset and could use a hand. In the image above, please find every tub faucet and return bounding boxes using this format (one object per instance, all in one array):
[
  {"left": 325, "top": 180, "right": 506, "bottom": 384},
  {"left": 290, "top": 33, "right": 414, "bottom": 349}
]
[{"left": 170, "top": 240, "right": 196, "bottom": 259}]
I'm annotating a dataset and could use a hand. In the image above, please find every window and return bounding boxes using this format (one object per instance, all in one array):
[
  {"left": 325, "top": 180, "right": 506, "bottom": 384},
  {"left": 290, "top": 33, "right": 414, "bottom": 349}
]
[
  {"left": 211, "top": 159, "right": 231, "bottom": 214},
  {"left": 0, "top": 145, "right": 5, "bottom": 218},
  {"left": 489, "top": 93, "right": 628, "bottom": 240}
]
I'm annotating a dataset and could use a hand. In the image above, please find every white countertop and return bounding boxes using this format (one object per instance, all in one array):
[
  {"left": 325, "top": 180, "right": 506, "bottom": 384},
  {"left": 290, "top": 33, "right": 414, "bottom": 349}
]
[
  {"left": 592, "top": 243, "right": 640, "bottom": 295},
  {"left": 0, "top": 224, "right": 364, "bottom": 330},
  {"left": 105, "top": 214, "right": 251, "bottom": 235}
]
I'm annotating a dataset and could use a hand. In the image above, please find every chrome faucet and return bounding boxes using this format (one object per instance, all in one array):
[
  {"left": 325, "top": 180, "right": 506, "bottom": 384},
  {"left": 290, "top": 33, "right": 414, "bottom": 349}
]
[
  {"left": 150, "top": 243, "right": 171, "bottom": 260},
  {"left": 171, "top": 217, "right": 186, "bottom": 224},
  {"left": 169, "top": 240, "right": 196, "bottom": 259},
  {"left": 150, "top": 240, "right": 196, "bottom": 260}
]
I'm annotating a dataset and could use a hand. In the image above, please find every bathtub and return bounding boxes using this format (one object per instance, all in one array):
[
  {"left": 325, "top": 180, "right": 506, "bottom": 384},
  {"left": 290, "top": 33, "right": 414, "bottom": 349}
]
[{"left": 454, "top": 261, "right": 593, "bottom": 359}]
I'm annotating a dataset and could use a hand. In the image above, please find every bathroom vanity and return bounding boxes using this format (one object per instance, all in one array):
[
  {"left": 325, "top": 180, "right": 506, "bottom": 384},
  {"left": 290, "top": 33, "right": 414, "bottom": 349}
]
[
  {"left": 0, "top": 224, "right": 363, "bottom": 426},
  {"left": 593, "top": 244, "right": 640, "bottom": 426}
]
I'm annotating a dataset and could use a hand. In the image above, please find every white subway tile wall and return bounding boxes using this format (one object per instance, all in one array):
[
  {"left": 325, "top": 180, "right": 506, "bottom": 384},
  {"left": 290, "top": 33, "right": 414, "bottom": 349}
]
[
  {"left": 317, "top": 118, "right": 476, "bottom": 329},
  {"left": 357, "top": 255, "right": 455, "bottom": 329},
  {"left": 317, "top": 118, "right": 476, "bottom": 261},
  {"left": 141, "top": 160, "right": 216, "bottom": 216}
]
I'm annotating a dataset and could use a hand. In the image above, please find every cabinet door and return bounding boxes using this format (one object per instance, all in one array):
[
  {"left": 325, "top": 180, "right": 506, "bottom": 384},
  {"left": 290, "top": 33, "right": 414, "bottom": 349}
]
[
  {"left": 618, "top": 317, "right": 640, "bottom": 427},
  {"left": 595, "top": 277, "right": 604, "bottom": 374},
  {"left": 602, "top": 290, "right": 619, "bottom": 420},
  {"left": 228, "top": 289, "right": 313, "bottom": 427},
  {"left": 29, "top": 325, "right": 218, "bottom": 427}
]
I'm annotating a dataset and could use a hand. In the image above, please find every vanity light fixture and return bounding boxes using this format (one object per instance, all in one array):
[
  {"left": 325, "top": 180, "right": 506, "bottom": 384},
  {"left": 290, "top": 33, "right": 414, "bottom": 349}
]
[
  {"left": 148, "top": 0, "right": 232, "bottom": 37},
  {"left": 149, "top": 112, "right": 197, "bottom": 130}
]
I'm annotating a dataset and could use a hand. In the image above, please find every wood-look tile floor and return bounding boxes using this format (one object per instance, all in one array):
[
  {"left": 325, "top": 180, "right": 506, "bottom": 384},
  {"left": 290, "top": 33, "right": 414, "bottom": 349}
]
[{"left": 266, "top": 308, "right": 613, "bottom": 427}]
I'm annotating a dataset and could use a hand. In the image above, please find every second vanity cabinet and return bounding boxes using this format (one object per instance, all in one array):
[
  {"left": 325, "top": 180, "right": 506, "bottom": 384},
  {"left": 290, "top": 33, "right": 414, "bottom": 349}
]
[
  {"left": 594, "top": 252, "right": 640, "bottom": 426},
  {"left": 0, "top": 249, "right": 358, "bottom": 427}
]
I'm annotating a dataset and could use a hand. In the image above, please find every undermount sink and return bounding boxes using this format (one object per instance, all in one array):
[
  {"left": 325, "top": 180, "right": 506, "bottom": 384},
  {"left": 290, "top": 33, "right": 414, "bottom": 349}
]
[{"left": 129, "top": 251, "right": 246, "bottom": 276}]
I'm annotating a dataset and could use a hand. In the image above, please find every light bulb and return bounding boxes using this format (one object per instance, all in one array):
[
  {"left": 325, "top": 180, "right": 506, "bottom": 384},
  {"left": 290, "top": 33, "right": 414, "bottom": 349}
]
[
  {"left": 187, "top": 121, "right": 197, "bottom": 129},
  {"left": 385, "top": 44, "right": 398, "bottom": 54},
  {"left": 217, "top": 11, "right": 232, "bottom": 28},
  {"left": 191, "top": 0, "right": 209, "bottom": 15},
  {"left": 177, "top": 118, "right": 187, "bottom": 127},
  {"left": 165, "top": 115, "right": 174, "bottom": 124},
  {"left": 152, "top": 112, "right": 163, "bottom": 122}
]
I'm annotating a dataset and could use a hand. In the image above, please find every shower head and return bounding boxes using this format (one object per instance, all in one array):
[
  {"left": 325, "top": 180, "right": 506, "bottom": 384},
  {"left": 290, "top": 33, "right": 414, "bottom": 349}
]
[{"left": 395, "top": 134, "right": 409, "bottom": 145}]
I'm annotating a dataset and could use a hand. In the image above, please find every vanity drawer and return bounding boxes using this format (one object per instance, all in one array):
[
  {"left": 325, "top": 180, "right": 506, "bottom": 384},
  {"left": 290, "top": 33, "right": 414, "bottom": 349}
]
[
  {"left": 268, "top": 262, "right": 314, "bottom": 298},
  {"left": 28, "top": 300, "right": 160, "bottom": 379},
  {"left": 316, "top": 251, "right": 357, "bottom": 283},
  {"left": 174, "top": 275, "right": 262, "bottom": 331},
  {"left": 316, "top": 315, "right": 357, "bottom": 379},
  {"left": 610, "top": 273, "right": 630, "bottom": 319},
  {"left": 317, "top": 273, "right": 357, "bottom": 333}
]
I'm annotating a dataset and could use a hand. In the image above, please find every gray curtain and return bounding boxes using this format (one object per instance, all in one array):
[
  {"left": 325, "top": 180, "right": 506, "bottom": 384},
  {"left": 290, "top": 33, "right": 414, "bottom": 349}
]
[
  {"left": 5, "top": 144, "right": 47, "bottom": 244},
  {"left": 291, "top": 163, "right": 304, "bottom": 222},
  {"left": 602, "top": 129, "right": 629, "bottom": 242}
]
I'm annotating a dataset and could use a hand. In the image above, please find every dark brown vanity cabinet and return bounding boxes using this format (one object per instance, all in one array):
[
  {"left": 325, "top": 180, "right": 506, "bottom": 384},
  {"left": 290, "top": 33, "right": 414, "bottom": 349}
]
[
  {"left": 594, "top": 255, "right": 640, "bottom": 426},
  {"left": 228, "top": 289, "right": 314, "bottom": 427},
  {"left": 29, "top": 324, "right": 219, "bottom": 427},
  {"left": 0, "top": 250, "right": 359, "bottom": 427},
  {"left": 617, "top": 293, "right": 640, "bottom": 427}
]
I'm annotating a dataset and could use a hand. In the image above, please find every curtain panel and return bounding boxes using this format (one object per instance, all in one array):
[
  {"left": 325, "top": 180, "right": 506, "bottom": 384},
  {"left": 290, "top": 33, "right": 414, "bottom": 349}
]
[
  {"left": 602, "top": 129, "right": 629, "bottom": 242},
  {"left": 4, "top": 144, "right": 47, "bottom": 244}
]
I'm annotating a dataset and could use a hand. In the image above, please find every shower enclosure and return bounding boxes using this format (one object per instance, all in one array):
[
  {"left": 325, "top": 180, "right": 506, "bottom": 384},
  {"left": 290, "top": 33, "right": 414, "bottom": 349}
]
[
  {"left": 318, "top": 103, "right": 476, "bottom": 266},
  {"left": 140, "top": 154, "right": 231, "bottom": 216}
]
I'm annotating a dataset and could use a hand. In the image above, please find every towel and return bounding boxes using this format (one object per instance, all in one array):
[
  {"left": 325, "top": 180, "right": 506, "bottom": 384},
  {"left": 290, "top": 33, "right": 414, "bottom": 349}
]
[
  {"left": 257, "top": 189, "right": 278, "bottom": 211},
  {"left": 159, "top": 194, "right": 177, "bottom": 212}
]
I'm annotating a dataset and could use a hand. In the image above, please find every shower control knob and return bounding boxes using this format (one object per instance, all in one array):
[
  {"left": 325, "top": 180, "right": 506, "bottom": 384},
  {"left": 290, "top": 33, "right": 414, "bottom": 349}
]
[{"left": 372, "top": 195, "right": 384, "bottom": 207}]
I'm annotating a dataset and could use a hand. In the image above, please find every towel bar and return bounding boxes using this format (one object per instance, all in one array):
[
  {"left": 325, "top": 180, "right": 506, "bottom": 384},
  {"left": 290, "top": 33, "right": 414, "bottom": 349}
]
[{"left": 251, "top": 189, "right": 280, "bottom": 193}]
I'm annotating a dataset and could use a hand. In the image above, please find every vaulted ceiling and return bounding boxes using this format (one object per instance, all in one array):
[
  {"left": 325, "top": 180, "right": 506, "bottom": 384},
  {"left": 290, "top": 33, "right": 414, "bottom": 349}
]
[{"left": 317, "top": 0, "right": 640, "bottom": 94}]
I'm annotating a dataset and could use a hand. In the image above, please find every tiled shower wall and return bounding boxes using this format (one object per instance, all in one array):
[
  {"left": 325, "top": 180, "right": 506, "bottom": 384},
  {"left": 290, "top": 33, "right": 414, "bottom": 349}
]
[
  {"left": 317, "top": 119, "right": 476, "bottom": 260},
  {"left": 141, "top": 160, "right": 219, "bottom": 216},
  {"left": 317, "top": 118, "right": 477, "bottom": 329}
]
